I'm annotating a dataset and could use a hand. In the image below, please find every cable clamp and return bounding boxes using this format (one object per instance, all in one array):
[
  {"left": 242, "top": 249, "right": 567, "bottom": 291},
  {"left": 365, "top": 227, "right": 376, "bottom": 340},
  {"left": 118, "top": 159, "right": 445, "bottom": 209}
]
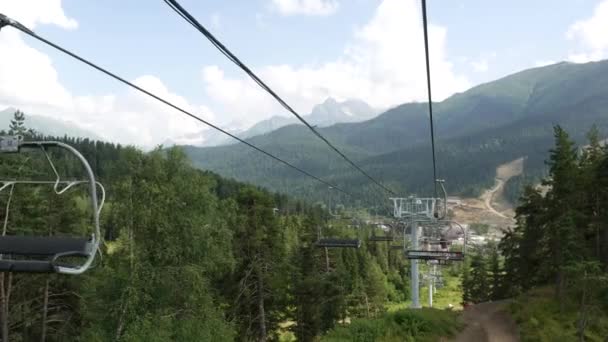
[
  {"left": 0, "top": 13, "right": 34, "bottom": 34},
  {"left": 0, "top": 13, "right": 10, "bottom": 29}
]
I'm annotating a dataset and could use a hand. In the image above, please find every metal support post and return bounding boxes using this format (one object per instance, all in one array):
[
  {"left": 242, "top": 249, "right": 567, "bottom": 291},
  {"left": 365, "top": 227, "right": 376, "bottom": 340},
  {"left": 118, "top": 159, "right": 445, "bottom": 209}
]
[{"left": 411, "top": 220, "right": 420, "bottom": 308}]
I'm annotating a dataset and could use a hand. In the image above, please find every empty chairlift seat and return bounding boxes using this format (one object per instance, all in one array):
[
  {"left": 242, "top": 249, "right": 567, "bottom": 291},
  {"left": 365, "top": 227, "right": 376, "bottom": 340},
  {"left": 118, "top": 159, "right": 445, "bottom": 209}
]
[
  {"left": 315, "top": 238, "right": 361, "bottom": 248},
  {"left": 0, "top": 137, "right": 104, "bottom": 275},
  {"left": 368, "top": 235, "right": 394, "bottom": 242}
]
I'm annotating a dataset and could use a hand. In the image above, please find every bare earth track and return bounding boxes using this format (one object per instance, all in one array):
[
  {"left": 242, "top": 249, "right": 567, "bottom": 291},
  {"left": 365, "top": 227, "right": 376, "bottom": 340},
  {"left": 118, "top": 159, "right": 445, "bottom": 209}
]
[
  {"left": 451, "top": 158, "right": 523, "bottom": 229},
  {"left": 480, "top": 157, "right": 524, "bottom": 219},
  {"left": 450, "top": 301, "right": 519, "bottom": 342}
]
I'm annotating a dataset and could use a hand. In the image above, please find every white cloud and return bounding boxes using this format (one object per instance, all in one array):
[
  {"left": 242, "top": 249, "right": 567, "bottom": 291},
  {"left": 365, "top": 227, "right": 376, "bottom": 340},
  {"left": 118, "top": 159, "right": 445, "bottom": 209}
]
[
  {"left": 203, "top": 0, "right": 469, "bottom": 127},
  {"left": 0, "top": 0, "right": 77, "bottom": 30},
  {"left": 567, "top": 51, "right": 604, "bottom": 64},
  {"left": 0, "top": 0, "right": 212, "bottom": 147},
  {"left": 79, "top": 75, "right": 211, "bottom": 147},
  {"left": 0, "top": 0, "right": 470, "bottom": 146},
  {"left": 0, "top": 30, "right": 73, "bottom": 109},
  {"left": 470, "top": 59, "right": 488, "bottom": 72},
  {"left": 0, "top": 1, "right": 75, "bottom": 111},
  {"left": 566, "top": 0, "right": 608, "bottom": 62},
  {"left": 271, "top": 0, "right": 339, "bottom": 16}
]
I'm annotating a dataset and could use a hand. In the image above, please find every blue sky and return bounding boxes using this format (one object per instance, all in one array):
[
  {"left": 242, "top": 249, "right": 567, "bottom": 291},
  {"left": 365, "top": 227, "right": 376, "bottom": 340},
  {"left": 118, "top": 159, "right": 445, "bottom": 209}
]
[{"left": 0, "top": 0, "right": 607, "bottom": 147}]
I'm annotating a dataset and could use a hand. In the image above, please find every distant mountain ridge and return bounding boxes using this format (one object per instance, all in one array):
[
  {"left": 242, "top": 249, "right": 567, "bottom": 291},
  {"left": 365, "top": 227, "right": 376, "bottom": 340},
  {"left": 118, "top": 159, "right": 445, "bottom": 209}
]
[
  {"left": 243, "top": 97, "right": 377, "bottom": 139},
  {"left": 165, "top": 97, "right": 378, "bottom": 147},
  {"left": 182, "top": 60, "right": 608, "bottom": 203},
  {"left": 0, "top": 107, "right": 101, "bottom": 140}
]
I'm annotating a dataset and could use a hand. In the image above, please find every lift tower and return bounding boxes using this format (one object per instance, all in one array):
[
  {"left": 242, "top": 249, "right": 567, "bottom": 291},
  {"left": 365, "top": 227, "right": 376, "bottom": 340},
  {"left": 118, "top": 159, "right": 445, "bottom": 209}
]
[{"left": 390, "top": 196, "right": 438, "bottom": 308}]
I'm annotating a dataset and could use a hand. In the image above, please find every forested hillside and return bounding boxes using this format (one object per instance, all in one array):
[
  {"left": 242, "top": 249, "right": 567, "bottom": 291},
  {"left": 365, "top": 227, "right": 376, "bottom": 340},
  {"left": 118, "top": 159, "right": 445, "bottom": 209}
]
[
  {"left": 462, "top": 126, "right": 608, "bottom": 340},
  {"left": 0, "top": 116, "right": 417, "bottom": 341},
  {"left": 184, "top": 60, "right": 608, "bottom": 203}
]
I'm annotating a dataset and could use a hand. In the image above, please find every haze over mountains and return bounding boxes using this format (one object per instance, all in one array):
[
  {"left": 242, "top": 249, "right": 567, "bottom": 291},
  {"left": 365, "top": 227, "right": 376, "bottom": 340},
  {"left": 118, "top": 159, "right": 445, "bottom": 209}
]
[
  {"left": 3, "top": 60, "right": 608, "bottom": 205},
  {"left": 182, "top": 60, "right": 608, "bottom": 203},
  {"left": 0, "top": 107, "right": 101, "bottom": 140},
  {"left": 1, "top": 95, "right": 378, "bottom": 150},
  {"left": 163, "top": 97, "right": 378, "bottom": 147}
]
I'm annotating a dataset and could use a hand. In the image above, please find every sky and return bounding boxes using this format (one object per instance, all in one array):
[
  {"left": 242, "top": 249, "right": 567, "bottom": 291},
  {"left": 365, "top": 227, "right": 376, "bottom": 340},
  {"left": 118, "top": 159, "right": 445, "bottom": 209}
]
[{"left": 0, "top": 0, "right": 607, "bottom": 147}]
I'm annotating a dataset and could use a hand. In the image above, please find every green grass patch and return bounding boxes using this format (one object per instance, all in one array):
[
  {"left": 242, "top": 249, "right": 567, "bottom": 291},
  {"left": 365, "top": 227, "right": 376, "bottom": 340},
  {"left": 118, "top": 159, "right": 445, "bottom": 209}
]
[
  {"left": 387, "top": 273, "right": 463, "bottom": 312},
  {"left": 321, "top": 308, "right": 463, "bottom": 342},
  {"left": 509, "top": 286, "right": 608, "bottom": 342}
]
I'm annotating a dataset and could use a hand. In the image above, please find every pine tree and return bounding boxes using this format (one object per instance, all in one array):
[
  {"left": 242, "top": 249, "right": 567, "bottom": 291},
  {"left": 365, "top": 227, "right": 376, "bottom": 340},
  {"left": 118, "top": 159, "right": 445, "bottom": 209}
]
[
  {"left": 461, "top": 259, "right": 473, "bottom": 304},
  {"left": 469, "top": 254, "right": 490, "bottom": 303},
  {"left": 489, "top": 245, "right": 504, "bottom": 300},
  {"left": 598, "top": 150, "right": 608, "bottom": 269},
  {"left": 8, "top": 110, "right": 27, "bottom": 136},
  {"left": 499, "top": 226, "right": 522, "bottom": 297},
  {"left": 544, "top": 126, "right": 583, "bottom": 303},
  {"left": 579, "top": 125, "right": 605, "bottom": 260}
]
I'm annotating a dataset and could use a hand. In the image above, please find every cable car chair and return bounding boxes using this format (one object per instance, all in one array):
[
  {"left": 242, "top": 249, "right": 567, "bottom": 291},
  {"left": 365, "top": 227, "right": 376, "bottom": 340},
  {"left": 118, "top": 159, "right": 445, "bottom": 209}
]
[
  {"left": 433, "top": 179, "right": 448, "bottom": 220},
  {"left": 368, "top": 222, "right": 395, "bottom": 242},
  {"left": 0, "top": 136, "right": 104, "bottom": 274},
  {"left": 379, "top": 221, "right": 408, "bottom": 251},
  {"left": 315, "top": 225, "right": 360, "bottom": 248},
  {"left": 406, "top": 220, "right": 467, "bottom": 262},
  {"left": 327, "top": 186, "right": 341, "bottom": 219}
]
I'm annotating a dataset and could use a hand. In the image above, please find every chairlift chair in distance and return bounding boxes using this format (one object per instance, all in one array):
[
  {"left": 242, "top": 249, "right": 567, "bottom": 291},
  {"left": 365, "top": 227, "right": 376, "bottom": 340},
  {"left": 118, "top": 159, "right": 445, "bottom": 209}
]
[
  {"left": 315, "top": 226, "right": 361, "bottom": 248},
  {"left": 315, "top": 238, "right": 361, "bottom": 248},
  {"left": 0, "top": 136, "right": 104, "bottom": 275},
  {"left": 367, "top": 222, "right": 395, "bottom": 242},
  {"left": 405, "top": 220, "right": 467, "bottom": 262}
]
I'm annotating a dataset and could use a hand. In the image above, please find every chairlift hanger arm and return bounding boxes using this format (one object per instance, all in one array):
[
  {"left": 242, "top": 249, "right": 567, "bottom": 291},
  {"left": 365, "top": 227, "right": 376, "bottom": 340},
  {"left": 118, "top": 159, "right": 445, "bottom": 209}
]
[{"left": 435, "top": 179, "right": 447, "bottom": 220}]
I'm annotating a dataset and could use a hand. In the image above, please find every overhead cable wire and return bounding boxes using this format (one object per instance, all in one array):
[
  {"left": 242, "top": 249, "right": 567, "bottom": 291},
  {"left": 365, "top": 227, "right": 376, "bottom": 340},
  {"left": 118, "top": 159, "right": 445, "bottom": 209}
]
[
  {"left": 163, "top": 0, "right": 397, "bottom": 197},
  {"left": 420, "top": 0, "right": 439, "bottom": 198},
  {"left": 0, "top": 14, "right": 352, "bottom": 196}
]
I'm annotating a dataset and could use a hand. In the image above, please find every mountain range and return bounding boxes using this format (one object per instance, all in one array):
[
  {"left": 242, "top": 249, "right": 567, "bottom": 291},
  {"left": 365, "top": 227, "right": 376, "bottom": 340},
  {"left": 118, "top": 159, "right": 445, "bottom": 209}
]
[
  {"left": 164, "top": 97, "right": 378, "bottom": 147},
  {"left": 3, "top": 60, "right": 607, "bottom": 205},
  {"left": 182, "top": 60, "right": 608, "bottom": 204}
]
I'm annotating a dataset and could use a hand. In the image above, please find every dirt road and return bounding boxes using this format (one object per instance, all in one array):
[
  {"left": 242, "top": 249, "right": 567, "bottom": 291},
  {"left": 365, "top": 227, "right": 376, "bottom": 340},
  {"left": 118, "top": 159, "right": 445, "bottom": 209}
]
[
  {"left": 481, "top": 179, "right": 508, "bottom": 219},
  {"left": 480, "top": 158, "right": 524, "bottom": 220},
  {"left": 451, "top": 301, "right": 519, "bottom": 342}
]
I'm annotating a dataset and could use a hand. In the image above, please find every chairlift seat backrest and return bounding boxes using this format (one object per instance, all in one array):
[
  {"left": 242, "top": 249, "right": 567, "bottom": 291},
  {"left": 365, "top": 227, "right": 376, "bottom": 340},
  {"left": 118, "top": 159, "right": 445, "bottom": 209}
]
[{"left": 369, "top": 235, "right": 394, "bottom": 242}]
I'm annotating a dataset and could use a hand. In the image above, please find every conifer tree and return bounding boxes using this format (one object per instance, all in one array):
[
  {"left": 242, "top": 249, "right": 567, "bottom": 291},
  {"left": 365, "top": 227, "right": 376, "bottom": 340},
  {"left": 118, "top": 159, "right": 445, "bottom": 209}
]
[
  {"left": 489, "top": 245, "right": 504, "bottom": 300},
  {"left": 469, "top": 254, "right": 490, "bottom": 303},
  {"left": 544, "top": 126, "right": 582, "bottom": 303},
  {"left": 8, "top": 110, "right": 27, "bottom": 136}
]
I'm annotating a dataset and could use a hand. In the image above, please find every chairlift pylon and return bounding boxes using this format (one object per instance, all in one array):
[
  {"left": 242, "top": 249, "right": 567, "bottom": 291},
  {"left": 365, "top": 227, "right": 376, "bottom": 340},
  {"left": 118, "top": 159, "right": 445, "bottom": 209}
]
[{"left": 0, "top": 136, "right": 104, "bottom": 275}]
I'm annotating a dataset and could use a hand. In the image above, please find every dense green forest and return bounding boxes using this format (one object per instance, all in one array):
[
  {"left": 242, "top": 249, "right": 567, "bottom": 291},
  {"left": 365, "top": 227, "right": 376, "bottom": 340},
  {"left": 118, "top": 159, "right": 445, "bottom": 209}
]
[
  {"left": 4, "top": 111, "right": 608, "bottom": 340},
  {"left": 463, "top": 125, "right": 608, "bottom": 340},
  {"left": 184, "top": 61, "right": 608, "bottom": 204},
  {"left": 0, "top": 113, "right": 419, "bottom": 341}
]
